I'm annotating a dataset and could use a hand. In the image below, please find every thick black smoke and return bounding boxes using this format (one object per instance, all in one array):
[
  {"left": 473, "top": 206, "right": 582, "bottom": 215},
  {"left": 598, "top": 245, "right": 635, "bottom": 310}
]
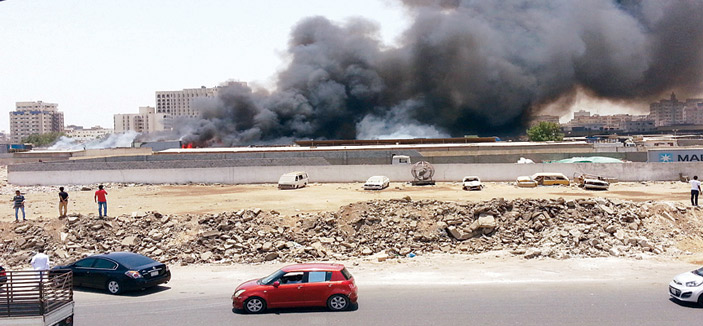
[{"left": 183, "top": 0, "right": 703, "bottom": 146}]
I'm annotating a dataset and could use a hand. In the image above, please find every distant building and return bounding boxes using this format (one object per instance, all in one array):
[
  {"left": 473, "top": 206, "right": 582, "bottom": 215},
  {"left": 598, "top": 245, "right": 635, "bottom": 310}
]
[
  {"left": 573, "top": 110, "right": 590, "bottom": 118},
  {"left": 565, "top": 110, "right": 654, "bottom": 133},
  {"left": 64, "top": 125, "right": 113, "bottom": 142},
  {"left": 648, "top": 93, "right": 703, "bottom": 127},
  {"left": 155, "top": 81, "right": 246, "bottom": 119},
  {"left": 530, "top": 115, "right": 560, "bottom": 126},
  {"left": 10, "top": 101, "right": 64, "bottom": 143},
  {"left": 114, "top": 106, "right": 168, "bottom": 134}
]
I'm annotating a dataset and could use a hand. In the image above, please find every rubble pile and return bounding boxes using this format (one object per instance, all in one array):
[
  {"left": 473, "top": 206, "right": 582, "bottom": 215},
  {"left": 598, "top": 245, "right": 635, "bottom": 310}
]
[{"left": 1, "top": 198, "right": 701, "bottom": 267}]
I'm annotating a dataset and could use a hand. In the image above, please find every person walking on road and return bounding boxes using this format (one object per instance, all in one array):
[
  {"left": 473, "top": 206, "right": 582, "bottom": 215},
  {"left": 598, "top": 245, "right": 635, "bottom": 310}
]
[
  {"left": 12, "top": 190, "right": 26, "bottom": 222},
  {"left": 690, "top": 176, "right": 701, "bottom": 207},
  {"left": 58, "top": 187, "right": 69, "bottom": 218},
  {"left": 94, "top": 185, "right": 108, "bottom": 217}
]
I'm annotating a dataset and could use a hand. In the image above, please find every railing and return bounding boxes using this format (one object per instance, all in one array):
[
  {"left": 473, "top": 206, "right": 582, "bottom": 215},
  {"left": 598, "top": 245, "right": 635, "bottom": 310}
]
[{"left": 0, "top": 270, "right": 73, "bottom": 318}]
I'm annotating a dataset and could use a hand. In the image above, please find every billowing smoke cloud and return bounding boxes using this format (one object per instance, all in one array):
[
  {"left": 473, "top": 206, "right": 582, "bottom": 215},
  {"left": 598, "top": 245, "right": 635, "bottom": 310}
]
[
  {"left": 49, "top": 131, "right": 140, "bottom": 150},
  {"left": 183, "top": 0, "right": 703, "bottom": 146}
]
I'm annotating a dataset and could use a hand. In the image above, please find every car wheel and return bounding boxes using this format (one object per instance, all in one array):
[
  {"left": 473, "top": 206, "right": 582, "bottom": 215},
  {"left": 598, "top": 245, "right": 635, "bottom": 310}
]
[
  {"left": 244, "top": 297, "right": 266, "bottom": 314},
  {"left": 106, "top": 279, "right": 123, "bottom": 295},
  {"left": 698, "top": 293, "right": 703, "bottom": 307},
  {"left": 327, "top": 294, "right": 350, "bottom": 311}
]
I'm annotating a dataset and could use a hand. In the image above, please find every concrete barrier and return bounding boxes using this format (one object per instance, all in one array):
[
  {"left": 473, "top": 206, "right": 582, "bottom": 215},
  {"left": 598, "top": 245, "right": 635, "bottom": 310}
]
[{"left": 7, "top": 162, "right": 703, "bottom": 185}]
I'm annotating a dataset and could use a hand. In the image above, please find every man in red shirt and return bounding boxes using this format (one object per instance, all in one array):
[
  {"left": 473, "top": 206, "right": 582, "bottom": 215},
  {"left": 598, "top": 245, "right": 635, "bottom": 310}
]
[{"left": 94, "top": 185, "right": 108, "bottom": 217}]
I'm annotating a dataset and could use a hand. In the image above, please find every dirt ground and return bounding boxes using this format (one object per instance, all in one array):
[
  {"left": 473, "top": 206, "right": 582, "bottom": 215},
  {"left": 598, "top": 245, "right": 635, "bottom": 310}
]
[
  {"left": 2, "top": 180, "right": 693, "bottom": 221},
  {"left": 4, "top": 164, "right": 703, "bottom": 277}
]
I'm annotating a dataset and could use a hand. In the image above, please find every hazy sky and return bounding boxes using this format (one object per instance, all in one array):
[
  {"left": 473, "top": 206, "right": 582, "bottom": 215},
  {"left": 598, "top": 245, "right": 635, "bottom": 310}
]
[{"left": 0, "top": 0, "right": 410, "bottom": 131}]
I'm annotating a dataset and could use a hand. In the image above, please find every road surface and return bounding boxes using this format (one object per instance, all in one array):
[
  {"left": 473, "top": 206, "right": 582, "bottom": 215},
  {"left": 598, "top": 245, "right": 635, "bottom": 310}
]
[{"left": 71, "top": 257, "right": 703, "bottom": 325}]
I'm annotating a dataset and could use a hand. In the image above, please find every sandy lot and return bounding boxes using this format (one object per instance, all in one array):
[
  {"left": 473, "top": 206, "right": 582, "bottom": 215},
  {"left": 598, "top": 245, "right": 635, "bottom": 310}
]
[{"left": 2, "top": 181, "right": 692, "bottom": 221}]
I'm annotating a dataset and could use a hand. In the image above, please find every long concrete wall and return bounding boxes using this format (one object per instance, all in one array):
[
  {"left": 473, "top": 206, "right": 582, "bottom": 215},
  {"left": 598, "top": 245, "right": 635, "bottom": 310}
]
[{"left": 8, "top": 162, "right": 703, "bottom": 185}]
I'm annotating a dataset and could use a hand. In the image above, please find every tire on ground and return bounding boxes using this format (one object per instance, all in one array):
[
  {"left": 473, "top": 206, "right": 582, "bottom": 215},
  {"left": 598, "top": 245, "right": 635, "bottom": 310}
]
[
  {"left": 244, "top": 297, "right": 267, "bottom": 314},
  {"left": 106, "top": 279, "right": 123, "bottom": 295},
  {"left": 327, "top": 294, "right": 350, "bottom": 311}
]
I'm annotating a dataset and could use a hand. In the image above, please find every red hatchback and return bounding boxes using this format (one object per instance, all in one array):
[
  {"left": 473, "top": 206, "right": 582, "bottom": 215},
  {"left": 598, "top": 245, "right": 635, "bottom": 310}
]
[{"left": 232, "top": 263, "right": 358, "bottom": 313}]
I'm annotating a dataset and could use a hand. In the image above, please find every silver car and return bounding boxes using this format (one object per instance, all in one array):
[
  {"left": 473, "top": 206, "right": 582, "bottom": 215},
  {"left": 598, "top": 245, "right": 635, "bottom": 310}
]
[{"left": 669, "top": 267, "right": 703, "bottom": 305}]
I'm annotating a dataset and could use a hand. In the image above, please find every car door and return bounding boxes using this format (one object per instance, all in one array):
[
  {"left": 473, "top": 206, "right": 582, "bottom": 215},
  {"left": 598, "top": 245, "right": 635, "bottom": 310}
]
[
  {"left": 266, "top": 271, "right": 306, "bottom": 308},
  {"left": 302, "top": 271, "right": 333, "bottom": 306},
  {"left": 71, "top": 258, "right": 96, "bottom": 287},
  {"left": 89, "top": 258, "right": 118, "bottom": 289}
]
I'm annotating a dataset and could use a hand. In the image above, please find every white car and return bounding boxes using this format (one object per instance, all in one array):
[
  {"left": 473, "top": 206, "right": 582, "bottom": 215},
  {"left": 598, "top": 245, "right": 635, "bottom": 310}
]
[
  {"left": 583, "top": 177, "right": 609, "bottom": 190},
  {"left": 364, "top": 176, "right": 390, "bottom": 190},
  {"left": 669, "top": 267, "right": 703, "bottom": 305},
  {"left": 462, "top": 176, "right": 483, "bottom": 191}
]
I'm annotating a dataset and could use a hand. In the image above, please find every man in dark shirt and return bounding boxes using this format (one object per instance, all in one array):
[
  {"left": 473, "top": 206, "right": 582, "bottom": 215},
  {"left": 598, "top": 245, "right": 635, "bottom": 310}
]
[
  {"left": 58, "top": 187, "right": 69, "bottom": 218},
  {"left": 12, "top": 190, "right": 25, "bottom": 222}
]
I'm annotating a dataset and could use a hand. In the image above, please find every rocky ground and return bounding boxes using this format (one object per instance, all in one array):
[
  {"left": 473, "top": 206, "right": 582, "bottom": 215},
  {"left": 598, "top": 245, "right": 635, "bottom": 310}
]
[
  {"left": 3, "top": 196, "right": 703, "bottom": 268},
  {"left": 3, "top": 165, "right": 703, "bottom": 268}
]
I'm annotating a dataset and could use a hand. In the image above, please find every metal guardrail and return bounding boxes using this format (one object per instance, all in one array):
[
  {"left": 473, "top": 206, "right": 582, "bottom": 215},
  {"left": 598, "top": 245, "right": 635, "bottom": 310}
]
[{"left": 0, "top": 270, "right": 73, "bottom": 318}]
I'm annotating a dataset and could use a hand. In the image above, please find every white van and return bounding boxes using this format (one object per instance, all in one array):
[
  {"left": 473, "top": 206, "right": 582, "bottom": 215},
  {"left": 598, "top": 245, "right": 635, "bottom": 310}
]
[
  {"left": 392, "top": 155, "right": 411, "bottom": 165},
  {"left": 278, "top": 171, "right": 309, "bottom": 189}
]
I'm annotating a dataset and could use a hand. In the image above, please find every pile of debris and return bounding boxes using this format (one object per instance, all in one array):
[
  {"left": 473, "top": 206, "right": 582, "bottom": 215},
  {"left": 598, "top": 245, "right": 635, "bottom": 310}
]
[{"left": 0, "top": 198, "right": 700, "bottom": 267}]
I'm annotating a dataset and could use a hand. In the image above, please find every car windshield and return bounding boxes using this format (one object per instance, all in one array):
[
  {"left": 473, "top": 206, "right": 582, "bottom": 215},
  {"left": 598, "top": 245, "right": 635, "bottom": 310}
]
[
  {"left": 694, "top": 267, "right": 703, "bottom": 276},
  {"left": 464, "top": 178, "right": 478, "bottom": 182},
  {"left": 259, "top": 269, "right": 286, "bottom": 285}
]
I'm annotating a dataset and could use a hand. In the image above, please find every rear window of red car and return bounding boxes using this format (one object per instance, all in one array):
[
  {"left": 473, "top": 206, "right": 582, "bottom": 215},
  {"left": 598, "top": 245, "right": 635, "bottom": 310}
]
[{"left": 341, "top": 268, "right": 353, "bottom": 280}]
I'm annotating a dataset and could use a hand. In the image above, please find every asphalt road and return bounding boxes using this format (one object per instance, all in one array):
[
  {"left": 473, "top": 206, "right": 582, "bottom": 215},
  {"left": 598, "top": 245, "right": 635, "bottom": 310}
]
[{"left": 73, "top": 281, "right": 703, "bottom": 326}]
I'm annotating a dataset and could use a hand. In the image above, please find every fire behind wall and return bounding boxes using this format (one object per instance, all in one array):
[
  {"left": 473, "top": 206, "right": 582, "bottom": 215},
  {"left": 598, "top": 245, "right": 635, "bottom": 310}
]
[{"left": 177, "top": 0, "right": 703, "bottom": 147}]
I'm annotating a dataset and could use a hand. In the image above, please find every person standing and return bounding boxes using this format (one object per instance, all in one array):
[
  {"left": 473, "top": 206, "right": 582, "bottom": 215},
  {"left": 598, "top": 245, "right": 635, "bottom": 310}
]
[
  {"left": 30, "top": 248, "right": 50, "bottom": 271},
  {"left": 58, "top": 187, "right": 69, "bottom": 218},
  {"left": 94, "top": 184, "right": 108, "bottom": 217},
  {"left": 12, "top": 190, "right": 26, "bottom": 222},
  {"left": 30, "top": 247, "right": 50, "bottom": 284},
  {"left": 691, "top": 176, "right": 701, "bottom": 207}
]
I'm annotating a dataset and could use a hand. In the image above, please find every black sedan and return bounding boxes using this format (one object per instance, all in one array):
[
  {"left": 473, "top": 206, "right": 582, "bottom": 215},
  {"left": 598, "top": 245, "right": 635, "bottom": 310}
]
[{"left": 52, "top": 252, "right": 170, "bottom": 294}]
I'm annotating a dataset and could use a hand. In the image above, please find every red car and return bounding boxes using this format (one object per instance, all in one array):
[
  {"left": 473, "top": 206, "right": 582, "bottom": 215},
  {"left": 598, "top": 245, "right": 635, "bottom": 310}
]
[{"left": 232, "top": 263, "right": 358, "bottom": 313}]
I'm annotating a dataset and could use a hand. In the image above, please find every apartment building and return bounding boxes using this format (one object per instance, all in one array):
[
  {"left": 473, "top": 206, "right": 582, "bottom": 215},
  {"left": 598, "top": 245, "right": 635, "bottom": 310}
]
[
  {"left": 64, "top": 125, "right": 113, "bottom": 142},
  {"left": 648, "top": 93, "right": 703, "bottom": 127},
  {"left": 10, "top": 101, "right": 64, "bottom": 143},
  {"left": 155, "top": 81, "right": 246, "bottom": 118},
  {"left": 114, "top": 106, "right": 168, "bottom": 133},
  {"left": 564, "top": 110, "right": 654, "bottom": 133}
]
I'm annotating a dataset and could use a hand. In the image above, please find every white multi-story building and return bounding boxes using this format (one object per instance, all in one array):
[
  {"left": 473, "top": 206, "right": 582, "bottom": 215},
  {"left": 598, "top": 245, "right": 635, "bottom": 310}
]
[
  {"left": 64, "top": 125, "right": 113, "bottom": 141},
  {"left": 155, "top": 81, "right": 246, "bottom": 118},
  {"left": 10, "top": 101, "right": 65, "bottom": 143},
  {"left": 114, "top": 106, "right": 168, "bottom": 134}
]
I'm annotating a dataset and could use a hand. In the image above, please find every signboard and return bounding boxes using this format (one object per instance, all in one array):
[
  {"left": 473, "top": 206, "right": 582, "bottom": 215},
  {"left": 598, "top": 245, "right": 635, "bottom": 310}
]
[{"left": 648, "top": 149, "right": 703, "bottom": 162}]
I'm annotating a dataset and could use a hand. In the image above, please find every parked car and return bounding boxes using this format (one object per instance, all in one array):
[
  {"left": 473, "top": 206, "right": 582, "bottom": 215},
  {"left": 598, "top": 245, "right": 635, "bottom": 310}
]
[
  {"left": 278, "top": 171, "right": 309, "bottom": 189},
  {"left": 573, "top": 173, "right": 610, "bottom": 190},
  {"left": 462, "top": 176, "right": 483, "bottom": 190},
  {"left": 232, "top": 263, "right": 358, "bottom": 313},
  {"left": 669, "top": 266, "right": 703, "bottom": 305},
  {"left": 0, "top": 265, "right": 6, "bottom": 287},
  {"left": 516, "top": 176, "right": 538, "bottom": 188},
  {"left": 364, "top": 176, "right": 390, "bottom": 190},
  {"left": 52, "top": 252, "right": 171, "bottom": 295},
  {"left": 531, "top": 173, "right": 570, "bottom": 186}
]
